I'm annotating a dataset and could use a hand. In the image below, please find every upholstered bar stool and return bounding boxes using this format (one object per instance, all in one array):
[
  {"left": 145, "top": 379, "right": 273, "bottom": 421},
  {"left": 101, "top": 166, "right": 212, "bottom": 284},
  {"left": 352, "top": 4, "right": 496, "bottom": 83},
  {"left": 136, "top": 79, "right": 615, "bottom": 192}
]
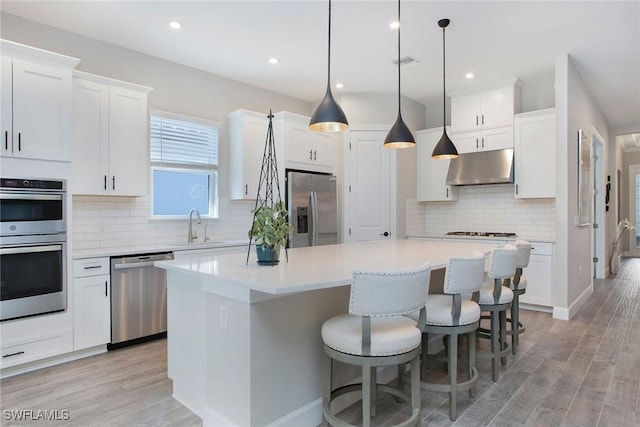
[
  {"left": 421, "top": 252, "right": 486, "bottom": 421},
  {"left": 476, "top": 245, "right": 517, "bottom": 382},
  {"left": 321, "top": 265, "right": 431, "bottom": 427},
  {"left": 507, "top": 239, "right": 531, "bottom": 355}
]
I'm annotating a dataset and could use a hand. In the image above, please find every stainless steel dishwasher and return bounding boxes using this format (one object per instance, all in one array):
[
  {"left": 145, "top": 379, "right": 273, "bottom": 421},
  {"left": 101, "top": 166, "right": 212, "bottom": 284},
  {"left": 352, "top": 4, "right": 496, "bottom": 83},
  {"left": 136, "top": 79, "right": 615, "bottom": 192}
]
[{"left": 109, "top": 252, "right": 173, "bottom": 349}]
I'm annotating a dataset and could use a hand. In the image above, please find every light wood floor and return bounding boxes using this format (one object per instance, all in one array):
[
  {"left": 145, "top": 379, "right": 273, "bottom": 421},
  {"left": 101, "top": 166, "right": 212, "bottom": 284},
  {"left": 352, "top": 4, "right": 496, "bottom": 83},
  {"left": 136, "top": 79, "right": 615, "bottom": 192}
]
[{"left": 1, "top": 258, "right": 638, "bottom": 426}]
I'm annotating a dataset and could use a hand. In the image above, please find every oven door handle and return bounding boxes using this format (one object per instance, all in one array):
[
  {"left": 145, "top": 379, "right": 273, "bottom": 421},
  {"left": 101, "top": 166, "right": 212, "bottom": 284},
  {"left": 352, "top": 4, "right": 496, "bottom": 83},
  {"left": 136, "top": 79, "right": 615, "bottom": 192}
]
[
  {"left": 0, "top": 194, "right": 63, "bottom": 201},
  {"left": 0, "top": 244, "right": 63, "bottom": 255},
  {"left": 112, "top": 261, "right": 157, "bottom": 270}
]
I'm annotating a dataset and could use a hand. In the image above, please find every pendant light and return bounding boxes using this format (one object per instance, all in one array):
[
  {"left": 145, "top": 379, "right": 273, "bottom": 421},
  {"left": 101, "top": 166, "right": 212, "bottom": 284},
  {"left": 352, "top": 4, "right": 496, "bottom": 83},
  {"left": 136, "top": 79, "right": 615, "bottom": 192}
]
[
  {"left": 431, "top": 19, "right": 459, "bottom": 159},
  {"left": 309, "top": 0, "right": 349, "bottom": 133},
  {"left": 384, "top": 0, "right": 415, "bottom": 149}
]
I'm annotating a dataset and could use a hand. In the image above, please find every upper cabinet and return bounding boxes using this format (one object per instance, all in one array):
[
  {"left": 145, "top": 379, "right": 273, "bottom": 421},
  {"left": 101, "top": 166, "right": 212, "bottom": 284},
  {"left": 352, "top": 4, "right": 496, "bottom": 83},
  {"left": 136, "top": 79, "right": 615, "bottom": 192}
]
[
  {"left": 228, "top": 109, "right": 274, "bottom": 201},
  {"left": 416, "top": 128, "right": 458, "bottom": 202},
  {"left": 1, "top": 40, "right": 80, "bottom": 162},
  {"left": 274, "top": 111, "right": 336, "bottom": 174},
  {"left": 452, "top": 127, "right": 514, "bottom": 154},
  {"left": 450, "top": 78, "right": 523, "bottom": 134},
  {"left": 72, "top": 72, "right": 152, "bottom": 196},
  {"left": 514, "top": 108, "right": 556, "bottom": 198}
]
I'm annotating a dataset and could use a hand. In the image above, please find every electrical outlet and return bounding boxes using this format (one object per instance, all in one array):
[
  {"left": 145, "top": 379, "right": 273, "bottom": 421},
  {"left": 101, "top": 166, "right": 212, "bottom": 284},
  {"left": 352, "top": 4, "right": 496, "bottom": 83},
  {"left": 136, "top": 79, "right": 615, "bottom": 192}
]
[{"left": 219, "top": 305, "right": 228, "bottom": 330}]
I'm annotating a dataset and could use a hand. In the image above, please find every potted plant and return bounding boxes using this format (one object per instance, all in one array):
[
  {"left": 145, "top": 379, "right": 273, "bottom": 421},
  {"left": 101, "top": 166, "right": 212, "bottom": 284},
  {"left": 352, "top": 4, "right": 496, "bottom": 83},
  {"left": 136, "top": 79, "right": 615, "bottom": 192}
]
[
  {"left": 248, "top": 201, "right": 293, "bottom": 265},
  {"left": 609, "top": 218, "right": 636, "bottom": 274}
]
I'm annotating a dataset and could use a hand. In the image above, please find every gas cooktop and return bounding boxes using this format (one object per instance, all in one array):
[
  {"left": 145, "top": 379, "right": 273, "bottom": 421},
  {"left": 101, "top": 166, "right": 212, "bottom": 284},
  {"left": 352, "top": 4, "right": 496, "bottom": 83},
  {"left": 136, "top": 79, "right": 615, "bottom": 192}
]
[{"left": 446, "top": 231, "right": 517, "bottom": 238}]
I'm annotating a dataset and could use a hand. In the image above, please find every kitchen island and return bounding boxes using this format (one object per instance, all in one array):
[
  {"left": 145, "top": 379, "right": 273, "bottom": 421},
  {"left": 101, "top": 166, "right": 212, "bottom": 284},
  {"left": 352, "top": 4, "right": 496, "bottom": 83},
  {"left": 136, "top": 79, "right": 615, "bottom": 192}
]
[{"left": 155, "top": 239, "right": 497, "bottom": 427}]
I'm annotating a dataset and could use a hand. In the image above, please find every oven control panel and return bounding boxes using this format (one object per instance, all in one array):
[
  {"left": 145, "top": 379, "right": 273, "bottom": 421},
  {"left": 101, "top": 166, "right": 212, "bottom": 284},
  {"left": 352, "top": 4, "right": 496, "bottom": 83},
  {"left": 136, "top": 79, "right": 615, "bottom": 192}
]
[{"left": 1, "top": 178, "right": 65, "bottom": 190}]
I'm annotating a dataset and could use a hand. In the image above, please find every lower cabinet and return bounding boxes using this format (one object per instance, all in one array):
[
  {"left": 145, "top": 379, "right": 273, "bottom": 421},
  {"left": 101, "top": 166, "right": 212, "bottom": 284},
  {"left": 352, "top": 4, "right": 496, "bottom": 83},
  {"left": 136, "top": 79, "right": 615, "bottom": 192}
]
[
  {"left": 520, "top": 241, "right": 553, "bottom": 307},
  {"left": 73, "top": 257, "right": 111, "bottom": 350},
  {"left": 1, "top": 330, "right": 73, "bottom": 369}
]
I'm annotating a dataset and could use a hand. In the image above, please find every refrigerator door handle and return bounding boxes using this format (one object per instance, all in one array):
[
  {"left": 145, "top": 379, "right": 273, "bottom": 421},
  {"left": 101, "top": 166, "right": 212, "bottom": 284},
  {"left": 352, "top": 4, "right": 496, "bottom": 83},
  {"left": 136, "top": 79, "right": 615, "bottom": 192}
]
[{"left": 309, "top": 191, "right": 318, "bottom": 246}]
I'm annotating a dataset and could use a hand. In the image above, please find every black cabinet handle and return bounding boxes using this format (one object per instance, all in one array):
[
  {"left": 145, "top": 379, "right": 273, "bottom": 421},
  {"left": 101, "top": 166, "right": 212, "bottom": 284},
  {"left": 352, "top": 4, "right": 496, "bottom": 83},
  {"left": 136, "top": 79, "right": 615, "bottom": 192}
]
[
  {"left": 17, "top": 132, "right": 21, "bottom": 151},
  {"left": 482, "top": 114, "right": 484, "bottom": 125},
  {"left": 105, "top": 280, "right": 108, "bottom": 297},
  {"left": 516, "top": 184, "right": 519, "bottom": 195},
  {"left": 313, "top": 150, "right": 317, "bottom": 161},
  {"left": 4, "top": 131, "right": 7, "bottom": 150},
  {"left": 2, "top": 351, "right": 25, "bottom": 358},
  {"left": 482, "top": 137, "right": 485, "bottom": 148},
  {"left": 446, "top": 188, "right": 449, "bottom": 198},
  {"left": 112, "top": 176, "right": 115, "bottom": 190},
  {"left": 476, "top": 115, "right": 478, "bottom": 126},
  {"left": 476, "top": 139, "right": 479, "bottom": 149},
  {"left": 104, "top": 175, "right": 107, "bottom": 190},
  {"left": 244, "top": 184, "right": 248, "bottom": 195},
  {"left": 309, "top": 149, "right": 313, "bottom": 160},
  {"left": 83, "top": 265, "right": 101, "bottom": 270}
]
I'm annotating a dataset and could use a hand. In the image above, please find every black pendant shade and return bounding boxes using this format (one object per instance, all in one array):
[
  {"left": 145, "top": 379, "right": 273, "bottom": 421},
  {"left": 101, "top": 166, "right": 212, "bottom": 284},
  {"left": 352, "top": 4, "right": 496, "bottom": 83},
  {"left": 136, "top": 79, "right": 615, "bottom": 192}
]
[
  {"left": 309, "top": 0, "right": 349, "bottom": 133},
  {"left": 384, "top": 0, "right": 415, "bottom": 149},
  {"left": 432, "top": 18, "right": 458, "bottom": 159}
]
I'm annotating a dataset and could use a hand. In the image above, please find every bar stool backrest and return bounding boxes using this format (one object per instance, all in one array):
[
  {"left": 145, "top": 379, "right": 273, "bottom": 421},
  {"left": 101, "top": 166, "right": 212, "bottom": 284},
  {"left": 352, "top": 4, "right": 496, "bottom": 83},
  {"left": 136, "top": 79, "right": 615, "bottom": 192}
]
[
  {"left": 349, "top": 265, "right": 431, "bottom": 317},
  {"left": 487, "top": 245, "right": 518, "bottom": 280},
  {"left": 443, "top": 251, "right": 486, "bottom": 295},
  {"left": 515, "top": 239, "right": 532, "bottom": 269}
]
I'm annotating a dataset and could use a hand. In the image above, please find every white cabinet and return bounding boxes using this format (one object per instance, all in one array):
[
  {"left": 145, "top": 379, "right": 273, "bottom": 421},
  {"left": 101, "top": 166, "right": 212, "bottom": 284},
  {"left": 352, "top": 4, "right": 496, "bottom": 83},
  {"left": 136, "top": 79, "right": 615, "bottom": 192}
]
[
  {"left": 228, "top": 109, "right": 274, "bottom": 201},
  {"left": 274, "top": 111, "right": 336, "bottom": 173},
  {"left": 73, "top": 257, "right": 111, "bottom": 350},
  {"left": 519, "top": 241, "right": 553, "bottom": 307},
  {"left": 416, "top": 127, "right": 458, "bottom": 202},
  {"left": 514, "top": 108, "right": 556, "bottom": 198},
  {"left": 1, "top": 41, "right": 79, "bottom": 162},
  {"left": 1, "top": 330, "right": 73, "bottom": 369},
  {"left": 72, "top": 72, "right": 152, "bottom": 196},
  {"left": 452, "top": 126, "right": 514, "bottom": 153},
  {"left": 450, "top": 79, "right": 522, "bottom": 134}
]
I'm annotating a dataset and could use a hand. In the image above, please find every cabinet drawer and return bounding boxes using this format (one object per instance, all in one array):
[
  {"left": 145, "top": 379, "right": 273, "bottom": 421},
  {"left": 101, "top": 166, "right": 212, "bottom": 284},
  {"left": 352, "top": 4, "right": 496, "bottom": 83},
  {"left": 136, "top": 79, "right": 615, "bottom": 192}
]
[
  {"left": 73, "top": 257, "right": 110, "bottom": 277},
  {"left": 529, "top": 242, "right": 553, "bottom": 256},
  {"left": 1, "top": 331, "right": 71, "bottom": 369}
]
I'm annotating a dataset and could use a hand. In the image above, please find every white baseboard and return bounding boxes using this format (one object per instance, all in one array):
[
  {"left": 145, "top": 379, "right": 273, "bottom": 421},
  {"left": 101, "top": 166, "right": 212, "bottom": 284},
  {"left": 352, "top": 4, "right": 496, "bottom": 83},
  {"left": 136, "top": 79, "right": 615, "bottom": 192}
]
[
  {"left": 552, "top": 283, "right": 593, "bottom": 320},
  {"left": 520, "top": 303, "right": 552, "bottom": 314}
]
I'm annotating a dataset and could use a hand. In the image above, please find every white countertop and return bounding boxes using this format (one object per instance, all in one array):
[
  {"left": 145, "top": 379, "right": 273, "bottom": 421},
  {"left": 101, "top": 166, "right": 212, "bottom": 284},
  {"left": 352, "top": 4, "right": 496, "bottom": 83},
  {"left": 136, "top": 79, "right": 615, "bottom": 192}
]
[
  {"left": 407, "top": 234, "right": 556, "bottom": 244},
  {"left": 156, "top": 239, "right": 497, "bottom": 296},
  {"left": 73, "top": 239, "right": 248, "bottom": 259}
]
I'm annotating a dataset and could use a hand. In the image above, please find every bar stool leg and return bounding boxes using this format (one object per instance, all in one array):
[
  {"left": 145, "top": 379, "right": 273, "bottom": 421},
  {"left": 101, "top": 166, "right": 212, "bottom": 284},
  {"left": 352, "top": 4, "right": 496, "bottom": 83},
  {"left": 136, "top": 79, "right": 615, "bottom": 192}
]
[
  {"left": 511, "top": 295, "right": 519, "bottom": 355},
  {"left": 468, "top": 330, "right": 477, "bottom": 398},
  {"left": 322, "top": 351, "right": 332, "bottom": 427},
  {"left": 490, "top": 311, "right": 499, "bottom": 382},
  {"left": 362, "top": 363, "right": 371, "bottom": 427},
  {"left": 500, "top": 310, "right": 508, "bottom": 366},
  {"left": 371, "top": 367, "right": 377, "bottom": 417},
  {"left": 448, "top": 332, "right": 458, "bottom": 420}
]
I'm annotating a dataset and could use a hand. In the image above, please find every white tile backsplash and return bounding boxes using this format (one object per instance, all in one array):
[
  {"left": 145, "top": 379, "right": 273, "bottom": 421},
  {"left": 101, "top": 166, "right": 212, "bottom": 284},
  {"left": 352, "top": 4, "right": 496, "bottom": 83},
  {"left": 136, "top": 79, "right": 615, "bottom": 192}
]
[
  {"left": 406, "top": 184, "right": 556, "bottom": 241},
  {"left": 72, "top": 195, "right": 254, "bottom": 251}
]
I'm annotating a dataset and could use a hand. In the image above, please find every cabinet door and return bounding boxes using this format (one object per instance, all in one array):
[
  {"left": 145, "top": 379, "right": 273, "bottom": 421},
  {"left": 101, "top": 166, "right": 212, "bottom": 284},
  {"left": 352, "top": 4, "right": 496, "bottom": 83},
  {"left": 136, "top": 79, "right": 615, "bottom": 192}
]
[
  {"left": 72, "top": 79, "right": 110, "bottom": 195},
  {"left": 310, "top": 131, "right": 335, "bottom": 168},
  {"left": 481, "top": 126, "right": 513, "bottom": 151},
  {"left": 519, "top": 254, "right": 552, "bottom": 306},
  {"left": 73, "top": 275, "right": 111, "bottom": 350},
  {"left": 228, "top": 111, "right": 268, "bottom": 200},
  {"left": 12, "top": 59, "right": 72, "bottom": 161},
  {"left": 285, "top": 120, "right": 313, "bottom": 165},
  {"left": 451, "top": 93, "right": 482, "bottom": 133},
  {"left": 416, "top": 129, "right": 458, "bottom": 202},
  {"left": 515, "top": 111, "right": 555, "bottom": 198},
  {"left": 451, "top": 132, "right": 480, "bottom": 153},
  {"left": 481, "top": 85, "right": 515, "bottom": 129},
  {"left": 0, "top": 57, "right": 12, "bottom": 158},
  {"left": 108, "top": 86, "right": 149, "bottom": 196}
]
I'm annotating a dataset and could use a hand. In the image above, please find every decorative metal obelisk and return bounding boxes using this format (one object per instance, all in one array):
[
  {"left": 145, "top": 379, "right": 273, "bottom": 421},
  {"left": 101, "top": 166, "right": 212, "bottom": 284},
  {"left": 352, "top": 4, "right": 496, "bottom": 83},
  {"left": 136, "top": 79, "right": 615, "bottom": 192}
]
[{"left": 246, "top": 110, "right": 288, "bottom": 265}]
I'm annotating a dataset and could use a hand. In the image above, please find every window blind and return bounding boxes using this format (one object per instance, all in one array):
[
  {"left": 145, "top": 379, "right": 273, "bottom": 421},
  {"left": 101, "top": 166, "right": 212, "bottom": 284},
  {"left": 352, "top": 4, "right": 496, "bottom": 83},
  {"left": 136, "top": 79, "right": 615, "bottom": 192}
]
[{"left": 150, "top": 116, "right": 218, "bottom": 166}]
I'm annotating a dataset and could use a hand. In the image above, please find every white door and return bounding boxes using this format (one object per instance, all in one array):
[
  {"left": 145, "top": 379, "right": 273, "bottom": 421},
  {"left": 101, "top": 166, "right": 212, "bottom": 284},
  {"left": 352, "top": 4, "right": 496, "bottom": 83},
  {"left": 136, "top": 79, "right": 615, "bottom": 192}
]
[
  {"left": 346, "top": 130, "right": 395, "bottom": 242},
  {"left": 629, "top": 165, "right": 640, "bottom": 257}
]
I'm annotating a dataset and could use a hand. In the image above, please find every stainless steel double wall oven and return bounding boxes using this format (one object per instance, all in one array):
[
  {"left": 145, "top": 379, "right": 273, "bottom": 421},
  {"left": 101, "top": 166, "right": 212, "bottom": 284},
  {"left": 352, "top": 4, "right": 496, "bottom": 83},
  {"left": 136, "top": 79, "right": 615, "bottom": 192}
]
[{"left": 0, "top": 178, "right": 67, "bottom": 321}]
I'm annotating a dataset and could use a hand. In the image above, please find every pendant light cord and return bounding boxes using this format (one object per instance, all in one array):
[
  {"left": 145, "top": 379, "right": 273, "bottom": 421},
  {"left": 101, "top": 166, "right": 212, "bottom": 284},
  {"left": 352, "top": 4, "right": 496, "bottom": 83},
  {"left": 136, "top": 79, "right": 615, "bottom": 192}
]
[
  {"left": 397, "top": 0, "right": 402, "bottom": 115},
  {"left": 326, "top": 0, "right": 332, "bottom": 91},
  {"left": 442, "top": 23, "right": 446, "bottom": 132}
]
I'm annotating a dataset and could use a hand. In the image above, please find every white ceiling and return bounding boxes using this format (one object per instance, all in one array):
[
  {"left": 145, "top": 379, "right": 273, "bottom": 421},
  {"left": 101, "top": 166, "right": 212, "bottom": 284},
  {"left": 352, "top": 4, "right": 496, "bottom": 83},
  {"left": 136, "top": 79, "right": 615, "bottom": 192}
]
[{"left": 2, "top": 0, "right": 639, "bottom": 135}]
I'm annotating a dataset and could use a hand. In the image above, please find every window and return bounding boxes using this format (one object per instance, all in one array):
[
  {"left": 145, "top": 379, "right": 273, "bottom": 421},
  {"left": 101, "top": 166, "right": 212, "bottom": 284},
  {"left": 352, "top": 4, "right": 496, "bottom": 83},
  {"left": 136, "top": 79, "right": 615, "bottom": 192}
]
[{"left": 150, "top": 110, "right": 219, "bottom": 218}]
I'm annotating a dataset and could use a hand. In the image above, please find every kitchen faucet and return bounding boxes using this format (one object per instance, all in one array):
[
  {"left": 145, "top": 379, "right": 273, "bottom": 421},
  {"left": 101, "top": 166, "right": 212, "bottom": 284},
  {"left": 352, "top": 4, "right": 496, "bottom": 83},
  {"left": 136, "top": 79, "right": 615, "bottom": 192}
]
[{"left": 188, "top": 208, "right": 202, "bottom": 243}]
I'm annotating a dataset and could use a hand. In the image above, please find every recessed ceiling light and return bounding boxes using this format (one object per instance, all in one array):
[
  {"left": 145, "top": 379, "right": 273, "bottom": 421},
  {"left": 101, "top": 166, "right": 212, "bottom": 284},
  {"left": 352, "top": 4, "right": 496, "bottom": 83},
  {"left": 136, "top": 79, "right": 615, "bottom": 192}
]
[
  {"left": 269, "top": 57, "right": 279, "bottom": 65},
  {"left": 390, "top": 20, "right": 401, "bottom": 29},
  {"left": 168, "top": 21, "right": 181, "bottom": 30},
  {"left": 465, "top": 72, "right": 475, "bottom": 79},
  {"left": 335, "top": 83, "right": 344, "bottom": 89}
]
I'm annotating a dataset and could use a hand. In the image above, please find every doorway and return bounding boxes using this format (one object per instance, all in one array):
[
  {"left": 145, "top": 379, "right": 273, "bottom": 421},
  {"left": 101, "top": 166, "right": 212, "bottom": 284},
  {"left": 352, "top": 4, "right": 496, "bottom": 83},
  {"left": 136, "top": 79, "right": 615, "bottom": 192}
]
[
  {"left": 591, "top": 128, "right": 606, "bottom": 278},
  {"left": 629, "top": 164, "right": 640, "bottom": 257}
]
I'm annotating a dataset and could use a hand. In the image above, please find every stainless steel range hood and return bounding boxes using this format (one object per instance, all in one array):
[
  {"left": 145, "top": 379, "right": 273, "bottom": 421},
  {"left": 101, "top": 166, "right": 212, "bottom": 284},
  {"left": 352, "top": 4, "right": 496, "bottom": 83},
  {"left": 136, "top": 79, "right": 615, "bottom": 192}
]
[{"left": 446, "top": 148, "right": 514, "bottom": 186}]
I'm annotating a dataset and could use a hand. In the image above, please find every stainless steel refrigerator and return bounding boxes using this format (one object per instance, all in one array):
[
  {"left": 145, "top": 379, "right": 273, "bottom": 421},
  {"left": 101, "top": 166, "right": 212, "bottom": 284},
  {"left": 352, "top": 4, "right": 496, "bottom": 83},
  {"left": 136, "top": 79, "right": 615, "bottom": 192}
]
[{"left": 287, "top": 170, "right": 338, "bottom": 248}]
